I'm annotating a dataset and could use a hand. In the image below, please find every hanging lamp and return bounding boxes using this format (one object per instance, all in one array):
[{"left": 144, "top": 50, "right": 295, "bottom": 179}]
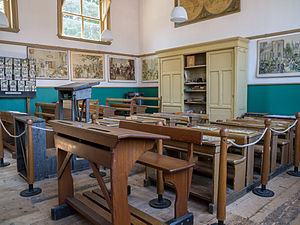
[
  {"left": 0, "top": 11, "right": 9, "bottom": 28},
  {"left": 170, "top": 0, "right": 188, "bottom": 23},
  {"left": 101, "top": 29, "right": 113, "bottom": 42}
]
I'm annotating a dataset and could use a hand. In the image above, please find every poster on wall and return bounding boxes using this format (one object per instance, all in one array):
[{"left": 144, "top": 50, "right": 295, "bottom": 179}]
[
  {"left": 257, "top": 33, "right": 300, "bottom": 78},
  {"left": 27, "top": 47, "right": 68, "bottom": 79},
  {"left": 109, "top": 57, "right": 136, "bottom": 82},
  {"left": 175, "top": 0, "right": 240, "bottom": 27},
  {"left": 70, "top": 52, "right": 105, "bottom": 81},
  {"left": 141, "top": 56, "right": 158, "bottom": 82}
]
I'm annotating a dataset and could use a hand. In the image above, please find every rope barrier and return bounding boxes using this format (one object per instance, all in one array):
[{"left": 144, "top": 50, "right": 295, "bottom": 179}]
[
  {"left": 0, "top": 119, "right": 26, "bottom": 138},
  {"left": 228, "top": 127, "right": 268, "bottom": 148},
  {"left": 270, "top": 120, "right": 298, "bottom": 134}
]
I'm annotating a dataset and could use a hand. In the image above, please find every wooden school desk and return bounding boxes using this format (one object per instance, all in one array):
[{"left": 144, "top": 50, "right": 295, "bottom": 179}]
[{"left": 49, "top": 120, "right": 170, "bottom": 225}]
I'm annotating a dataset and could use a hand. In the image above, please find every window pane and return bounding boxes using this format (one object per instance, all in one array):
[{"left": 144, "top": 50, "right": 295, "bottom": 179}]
[
  {"left": 83, "top": 19, "right": 100, "bottom": 41},
  {"left": 63, "top": 0, "right": 81, "bottom": 15},
  {"left": 82, "top": 0, "right": 99, "bottom": 19},
  {"left": 0, "top": 0, "right": 4, "bottom": 13},
  {"left": 63, "top": 14, "right": 82, "bottom": 38}
]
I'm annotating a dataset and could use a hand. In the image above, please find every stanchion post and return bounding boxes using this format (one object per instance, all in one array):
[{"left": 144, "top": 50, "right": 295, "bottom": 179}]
[
  {"left": 0, "top": 120, "right": 10, "bottom": 167},
  {"left": 20, "top": 119, "right": 42, "bottom": 197},
  {"left": 253, "top": 119, "right": 274, "bottom": 197},
  {"left": 89, "top": 114, "right": 106, "bottom": 178},
  {"left": 149, "top": 120, "right": 171, "bottom": 208},
  {"left": 287, "top": 112, "right": 300, "bottom": 177}
]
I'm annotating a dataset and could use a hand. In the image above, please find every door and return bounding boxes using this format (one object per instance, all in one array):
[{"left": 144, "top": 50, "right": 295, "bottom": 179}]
[
  {"left": 207, "top": 49, "right": 234, "bottom": 121},
  {"left": 159, "top": 56, "right": 183, "bottom": 112}
]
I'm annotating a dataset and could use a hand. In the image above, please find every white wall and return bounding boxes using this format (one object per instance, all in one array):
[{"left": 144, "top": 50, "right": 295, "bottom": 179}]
[
  {"left": 139, "top": 0, "right": 300, "bottom": 84},
  {"left": 0, "top": 0, "right": 159, "bottom": 87}
]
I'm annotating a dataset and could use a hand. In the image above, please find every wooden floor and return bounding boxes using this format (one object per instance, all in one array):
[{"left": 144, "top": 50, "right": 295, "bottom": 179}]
[{"left": 1, "top": 149, "right": 300, "bottom": 225}]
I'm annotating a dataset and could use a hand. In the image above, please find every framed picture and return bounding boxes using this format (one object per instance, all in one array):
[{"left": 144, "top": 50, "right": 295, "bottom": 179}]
[
  {"left": 109, "top": 57, "right": 136, "bottom": 82},
  {"left": 70, "top": 52, "right": 105, "bottom": 81},
  {"left": 175, "top": 0, "right": 240, "bottom": 27},
  {"left": 141, "top": 56, "right": 158, "bottom": 82},
  {"left": 27, "top": 47, "right": 68, "bottom": 79},
  {"left": 257, "top": 33, "right": 300, "bottom": 78}
]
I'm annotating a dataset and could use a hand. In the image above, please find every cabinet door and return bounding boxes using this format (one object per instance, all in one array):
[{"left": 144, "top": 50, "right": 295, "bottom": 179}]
[
  {"left": 159, "top": 56, "right": 183, "bottom": 112},
  {"left": 207, "top": 49, "right": 234, "bottom": 121}
]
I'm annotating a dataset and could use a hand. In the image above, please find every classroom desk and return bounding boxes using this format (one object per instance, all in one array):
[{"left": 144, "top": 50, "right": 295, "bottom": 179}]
[
  {"left": 211, "top": 120, "right": 285, "bottom": 173},
  {"left": 192, "top": 125, "right": 261, "bottom": 186},
  {"left": 49, "top": 120, "right": 169, "bottom": 225}
]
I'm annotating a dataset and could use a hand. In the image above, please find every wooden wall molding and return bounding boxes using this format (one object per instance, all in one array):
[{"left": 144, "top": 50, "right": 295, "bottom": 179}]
[{"left": 246, "top": 28, "right": 300, "bottom": 40}]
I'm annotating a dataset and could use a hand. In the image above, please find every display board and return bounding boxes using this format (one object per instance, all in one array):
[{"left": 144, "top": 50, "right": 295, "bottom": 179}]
[{"left": 0, "top": 57, "right": 36, "bottom": 98}]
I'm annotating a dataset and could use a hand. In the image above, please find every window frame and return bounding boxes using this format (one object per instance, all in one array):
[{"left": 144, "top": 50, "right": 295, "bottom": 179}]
[
  {"left": 0, "top": 0, "right": 19, "bottom": 33},
  {"left": 57, "top": 0, "right": 111, "bottom": 45}
]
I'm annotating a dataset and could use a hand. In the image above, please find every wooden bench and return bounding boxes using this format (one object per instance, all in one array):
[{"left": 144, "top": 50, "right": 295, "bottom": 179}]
[
  {"left": 277, "top": 138, "right": 289, "bottom": 166},
  {"left": 106, "top": 98, "right": 134, "bottom": 115},
  {"left": 132, "top": 96, "right": 162, "bottom": 113},
  {"left": 34, "top": 102, "right": 56, "bottom": 122}
]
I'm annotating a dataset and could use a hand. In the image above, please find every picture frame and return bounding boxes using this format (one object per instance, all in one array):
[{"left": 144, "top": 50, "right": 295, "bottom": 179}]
[
  {"left": 141, "top": 56, "right": 159, "bottom": 82},
  {"left": 70, "top": 51, "right": 105, "bottom": 81},
  {"left": 27, "top": 47, "right": 68, "bottom": 80},
  {"left": 175, "top": 0, "right": 240, "bottom": 27},
  {"left": 108, "top": 56, "right": 136, "bottom": 82},
  {"left": 256, "top": 33, "right": 300, "bottom": 78}
]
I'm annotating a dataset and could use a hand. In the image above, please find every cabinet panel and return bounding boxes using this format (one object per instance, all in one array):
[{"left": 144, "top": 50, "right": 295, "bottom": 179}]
[
  {"left": 172, "top": 74, "right": 182, "bottom": 104},
  {"left": 222, "top": 70, "right": 233, "bottom": 107},
  {"left": 161, "top": 74, "right": 171, "bottom": 104},
  {"left": 209, "top": 71, "right": 219, "bottom": 106},
  {"left": 209, "top": 51, "right": 232, "bottom": 69}
]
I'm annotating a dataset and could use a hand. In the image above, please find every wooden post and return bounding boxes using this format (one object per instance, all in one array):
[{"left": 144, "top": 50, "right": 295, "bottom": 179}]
[
  {"left": 252, "top": 119, "right": 274, "bottom": 197},
  {"left": 26, "top": 97, "right": 30, "bottom": 114},
  {"left": 0, "top": 119, "right": 10, "bottom": 167},
  {"left": 287, "top": 112, "right": 300, "bottom": 177},
  {"left": 149, "top": 120, "right": 171, "bottom": 209},
  {"left": 91, "top": 114, "right": 97, "bottom": 124},
  {"left": 20, "top": 119, "right": 42, "bottom": 197},
  {"left": 214, "top": 128, "right": 228, "bottom": 225}
]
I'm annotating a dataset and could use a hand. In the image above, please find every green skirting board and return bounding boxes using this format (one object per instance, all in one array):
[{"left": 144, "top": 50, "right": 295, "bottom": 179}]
[
  {"left": 0, "top": 85, "right": 299, "bottom": 116},
  {"left": 0, "top": 87, "right": 158, "bottom": 114}
]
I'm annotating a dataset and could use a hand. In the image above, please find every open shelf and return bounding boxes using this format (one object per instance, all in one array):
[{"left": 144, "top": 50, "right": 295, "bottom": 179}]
[
  {"left": 184, "top": 65, "right": 206, "bottom": 69},
  {"left": 184, "top": 90, "right": 206, "bottom": 93},
  {"left": 184, "top": 82, "right": 206, "bottom": 85},
  {"left": 184, "top": 101, "right": 206, "bottom": 105}
]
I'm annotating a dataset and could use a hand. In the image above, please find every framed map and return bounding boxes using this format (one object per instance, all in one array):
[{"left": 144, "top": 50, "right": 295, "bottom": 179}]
[
  {"left": 109, "top": 57, "right": 136, "bottom": 82},
  {"left": 257, "top": 34, "right": 300, "bottom": 78},
  {"left": 70, "top": 52, "right": 105, "bottom": 81},
  {"left": 27, "top": 47, "right": 68, "bottom": 79},
  {"left": 141, "top": 56, "right": 158, "bottom": 82},
  {"left": 175, "top": 0, "right": 240, "bottom": 27}
]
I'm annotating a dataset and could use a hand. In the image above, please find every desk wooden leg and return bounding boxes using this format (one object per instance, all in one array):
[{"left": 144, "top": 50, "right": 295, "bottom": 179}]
[
  {"left": 164, "top": 170, "right": 189, "bottom": 219},
  {"left": 111, "top": 140, "right": 153, "bottom": 225},
  {"left": 212, "top": 152, "right": 220, "bottom": 204},
  {"left": 270, "top": 134, "right": 278, "bottom": 173},
  {"left": 246, "top": 145, "right": 254, "bottom": 186},
  {"left": 57, "top": 148, "right": 74, "bottom": 205}
]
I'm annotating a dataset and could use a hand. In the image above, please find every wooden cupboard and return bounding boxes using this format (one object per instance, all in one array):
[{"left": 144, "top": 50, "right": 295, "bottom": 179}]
[{"left": 157, "top": 37, "right": 249, "bottom": 121}]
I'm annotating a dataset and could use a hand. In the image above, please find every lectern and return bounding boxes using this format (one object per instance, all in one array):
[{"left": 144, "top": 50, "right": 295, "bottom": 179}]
[{"left": 55, "top": 82, "right": 99, "bottom": 122}]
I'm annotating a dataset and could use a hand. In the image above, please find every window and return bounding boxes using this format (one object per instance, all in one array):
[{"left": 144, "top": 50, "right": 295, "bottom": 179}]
[
  {"left": 0, "top": 0, "right": 19, "bottom": 32},
  {"left": 57, "top": 0, "right": 111, "bottom": 44}
]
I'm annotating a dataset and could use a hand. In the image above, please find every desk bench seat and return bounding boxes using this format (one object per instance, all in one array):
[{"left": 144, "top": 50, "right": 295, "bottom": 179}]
[{"left": 138, "top": 151, "right": 195, "bottom": 173}]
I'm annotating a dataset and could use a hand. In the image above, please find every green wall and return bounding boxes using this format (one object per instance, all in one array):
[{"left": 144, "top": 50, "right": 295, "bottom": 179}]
[
  {"left": 247, "top": 84, "right": 300, "bottom": 116},
  {"left": 1, "top": 84, "right": 299, "bottom": 116},
  {"left": 0, "top": 87, "right": 157, "bottom": 114}
]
